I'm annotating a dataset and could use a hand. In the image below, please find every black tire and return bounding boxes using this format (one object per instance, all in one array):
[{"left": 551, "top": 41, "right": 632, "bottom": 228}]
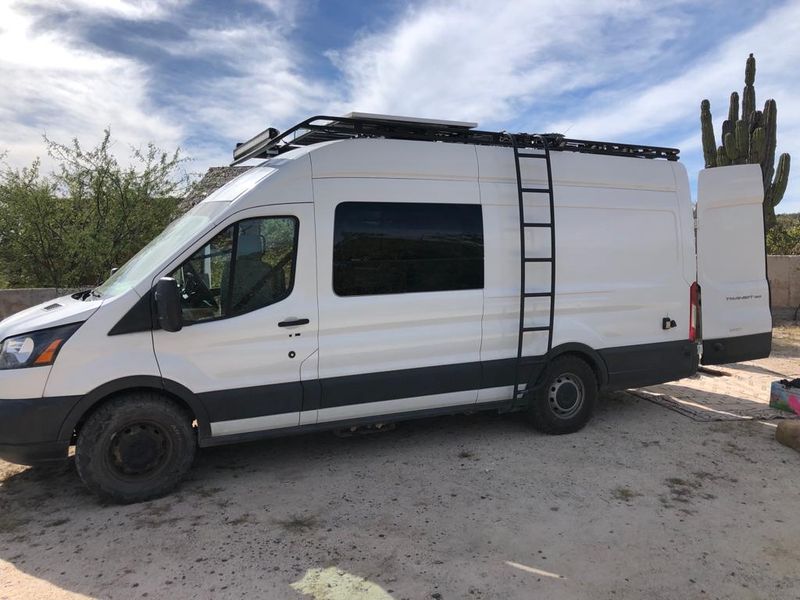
[
  {"left": 526, "top": 355, "right": 597, "bottom": 434},
  {"left": 75, "top": 392, "right": 196, "bottom": 504}
]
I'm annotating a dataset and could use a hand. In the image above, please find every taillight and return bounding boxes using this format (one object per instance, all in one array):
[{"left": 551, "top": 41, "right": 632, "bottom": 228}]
[{"left": 689, "top": 282, "right": 699, "bottom": 342}]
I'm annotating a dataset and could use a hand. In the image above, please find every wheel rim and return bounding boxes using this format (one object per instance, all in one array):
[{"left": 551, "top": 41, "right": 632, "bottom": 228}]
[
  {"left": 547, "top": 372, "right": 585, "bottom": 419},
  {"left": 107, "top": 421, "right": 173, "bottom": 479}
]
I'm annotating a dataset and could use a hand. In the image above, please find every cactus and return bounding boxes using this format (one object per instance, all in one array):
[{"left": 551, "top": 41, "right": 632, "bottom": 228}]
[
  {"left": 749, "top": 127, "right": 765, "bottom": 165},
  {"left": 700, "top": 100, "right": 717, "bottom": 168},
  {"left": 762, "top": 99, "right": 777, "bottom": 186},
  {"left": 734, "top": 120, "right": 748, "bottom": 164},
  {"left": 717, "top": 146, "right": 730, "bottom": 167},
  {"left": 767, "top": 153, "right": 791, "bottom": 208},
  {"left": 699, "top": 53, "right": 791, "bottom": 229},
  {"left": 743, "top": 53, "right": 756, "bottom": 119},
  {"left": 728, "top": 91, "right": 739, "bottom": 123}
]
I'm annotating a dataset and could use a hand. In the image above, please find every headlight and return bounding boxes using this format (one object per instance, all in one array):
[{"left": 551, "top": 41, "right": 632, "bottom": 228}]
[{"left": 0, "top": 323, "right": 82, "bottom": 370}]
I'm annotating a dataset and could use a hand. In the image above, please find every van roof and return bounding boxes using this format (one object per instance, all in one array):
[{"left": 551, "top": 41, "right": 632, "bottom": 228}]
[{"left": 232, "top": 113, "right": 680, "bottom": 166}]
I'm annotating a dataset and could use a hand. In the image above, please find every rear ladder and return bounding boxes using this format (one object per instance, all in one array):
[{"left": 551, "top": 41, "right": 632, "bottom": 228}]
[{"left": 509, "top": 135, "right": 556, "bottom": 406}]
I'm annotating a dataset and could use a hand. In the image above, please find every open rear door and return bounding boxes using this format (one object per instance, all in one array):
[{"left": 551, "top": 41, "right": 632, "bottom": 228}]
[{"left": 696, "top": 164, "right": 772, "bottom": 365}]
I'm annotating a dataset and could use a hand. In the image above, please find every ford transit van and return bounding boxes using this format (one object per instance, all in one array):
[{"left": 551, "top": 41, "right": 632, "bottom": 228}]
[{"left": 0, "top": 113, "right": 772, "bottom": 502}]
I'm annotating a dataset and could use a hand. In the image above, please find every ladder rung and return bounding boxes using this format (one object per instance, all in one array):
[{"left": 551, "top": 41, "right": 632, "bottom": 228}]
[
  {"left": 521, "top": 187, "right": 551, "bottom": 193},
  {"left": 517, "top": 152, "right": 547, "bottom": 158},
  {"left": 524, "top": 257, "right": 553, "bottom": 262},
  {"left": 523, "top": 326, "right": 550, "bottom": 332},
  {"left": 523, "top": 292, "right": 552, "bottom": 297},
  {"left": 523, "top": 222, "right": 552, "bottom": 227}
]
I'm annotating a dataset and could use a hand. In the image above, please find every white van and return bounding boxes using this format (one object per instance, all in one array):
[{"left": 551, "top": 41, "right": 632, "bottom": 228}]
[{"left": 0, "top": 113, "right": 772, "bottom": 502}]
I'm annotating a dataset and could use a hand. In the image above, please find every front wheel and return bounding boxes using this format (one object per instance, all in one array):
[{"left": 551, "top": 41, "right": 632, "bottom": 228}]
[
  {"left": 75, "top": 392, "right": 196, "bottom": 504},
  {"left": 526, "top": 355, "right": 597, "bottom": 434}
]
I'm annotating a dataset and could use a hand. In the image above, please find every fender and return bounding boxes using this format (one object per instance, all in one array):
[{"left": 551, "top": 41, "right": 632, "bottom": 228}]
[
  {"left": 57, "top": 376, "right": 212, "bottom": 442},
  {"left": 528, "top": 343, "right": 610, "bottom": 389}
]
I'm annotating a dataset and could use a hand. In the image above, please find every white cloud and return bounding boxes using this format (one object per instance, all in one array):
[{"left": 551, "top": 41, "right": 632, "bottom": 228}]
[
  {"left": 546, "top": 0, "right": 800, "bottom": 210},
  {"left": 2, "top": 0, "right": 797, "bottom": 213},
  {"left": 0, "top": 2, "right": 183, "bottom": 172},
  {"left": 27, "top": 0, "right": 189, "bottom": 21},
  {"left": 154, "top": 16, "right": 331, "bottom": 169},
  {"left": 0, "top": 0, "right": 329, "bottom": 176},
  {"left": 326, "top": 0, "right": 687, "bottom": 124},
  {"left": 247, "top": 0, "right": 302, "bottom": 25}
]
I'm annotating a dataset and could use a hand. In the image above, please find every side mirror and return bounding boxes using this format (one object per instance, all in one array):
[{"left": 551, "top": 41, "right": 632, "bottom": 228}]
[{"left": 154, "top": 277, "right": 183, "bottom": 332}]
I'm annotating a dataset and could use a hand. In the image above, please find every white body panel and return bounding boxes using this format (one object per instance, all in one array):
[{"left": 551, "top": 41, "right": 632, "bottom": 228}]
[
  {"left": 476, "top": 146, "right": 695, "bottom": 369},
  {"left": 310, "top": 142, "right": 484, "bottom": 420},
  {"left": 0, "top": 293, "right": 102, "bottom": 337},
  {"left": 312, "top": 179, "right": 483, "bottom": 375},
  {"left": 0, "top": 133, "right": 772, "bottom": 456},
  {"left": 152, "top": 203, "right": 319, "bottom": 434},
  {"left": 45, "top": 293, "right": 161, "bottom": 398},
  {"left": 0, "top": 368, "right": 52, "bottom": 400},
  {"left": 696, "top": 164, "right": 772, "bottom": 362}
]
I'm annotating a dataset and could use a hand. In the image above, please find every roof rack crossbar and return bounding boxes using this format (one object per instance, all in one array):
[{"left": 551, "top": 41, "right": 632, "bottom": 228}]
[{"left": 231, "top": 114, "right": 680, "bottom": 165}]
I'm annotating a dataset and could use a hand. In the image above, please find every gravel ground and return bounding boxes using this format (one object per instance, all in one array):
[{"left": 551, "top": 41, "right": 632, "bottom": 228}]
[{"left": 1, "top": 388, "right": 799, "bottom": 600}]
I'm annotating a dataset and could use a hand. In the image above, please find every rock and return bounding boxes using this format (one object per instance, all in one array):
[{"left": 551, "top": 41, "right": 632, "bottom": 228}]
[{"left": 775, "top": 420, "right": 800, "bottom": 453}]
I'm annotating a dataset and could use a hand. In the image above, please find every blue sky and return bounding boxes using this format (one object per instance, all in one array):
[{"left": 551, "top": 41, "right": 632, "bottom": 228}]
[{"left": 2, "top": 0, "right": 799, "bottom": 210}]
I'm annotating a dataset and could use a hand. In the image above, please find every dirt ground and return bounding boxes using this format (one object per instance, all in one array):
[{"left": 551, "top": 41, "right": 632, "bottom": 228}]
[{"left": 2, "top": 329, "right": 800, "bottom": 599}]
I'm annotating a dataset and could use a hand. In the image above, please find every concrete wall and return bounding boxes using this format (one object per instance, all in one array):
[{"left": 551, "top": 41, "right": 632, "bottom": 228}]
[
  {"left": 0, "top": 258, "right": 798, "bottom": 318},
  {"left": 0, "top": 288, "right": 80, "bottom": 321},
  {"left": 768, "top": 256, "right": 800, "bottom": 309}
]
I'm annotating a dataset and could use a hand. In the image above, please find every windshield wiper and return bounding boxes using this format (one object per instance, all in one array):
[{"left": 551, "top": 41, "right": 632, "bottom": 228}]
[{"left": 72, "top": 289, "right": 93, "bottom": 301}]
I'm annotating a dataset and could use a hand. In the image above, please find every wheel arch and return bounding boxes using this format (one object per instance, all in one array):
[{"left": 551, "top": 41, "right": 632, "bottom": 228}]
[
  {"left": 545, "top": 343, "right": 609, "bottom": 388},
  {"left": 58, "top": 376, "right": 211, "bottom": 443}
]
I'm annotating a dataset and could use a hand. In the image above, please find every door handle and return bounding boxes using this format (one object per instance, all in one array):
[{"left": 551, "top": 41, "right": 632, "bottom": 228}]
[{"left": 278, "top": 318, "right": 310, "bottom": 327}]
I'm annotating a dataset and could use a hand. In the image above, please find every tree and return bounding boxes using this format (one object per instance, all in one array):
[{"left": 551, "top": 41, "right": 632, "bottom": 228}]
[
  {"left": 766, "top": 213, "right": 800, "bottom": 255},
  {"left": 0, "top": 131, "right": 190, "bottom": 288},
  {"left": 700, "top": 53, "right": 791, "bottom": 229}
]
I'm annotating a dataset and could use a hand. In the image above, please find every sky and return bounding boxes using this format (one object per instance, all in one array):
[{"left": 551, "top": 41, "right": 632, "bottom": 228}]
[{"left": 1, "top": 0, "right": 799, "bottom": 210}]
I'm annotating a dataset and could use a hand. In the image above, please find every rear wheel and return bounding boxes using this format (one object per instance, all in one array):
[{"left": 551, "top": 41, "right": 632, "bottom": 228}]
[
  {"left": 526, "top": 355, "right": 597, "bottom": 434},
  {"left": 75, "top": 392, "right": 196, "bottom": 504}
]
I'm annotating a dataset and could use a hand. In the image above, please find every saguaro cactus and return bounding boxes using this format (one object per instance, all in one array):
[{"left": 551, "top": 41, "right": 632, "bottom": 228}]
[{"left": 700, "top": 53, "right": 791, "bottom": 229}]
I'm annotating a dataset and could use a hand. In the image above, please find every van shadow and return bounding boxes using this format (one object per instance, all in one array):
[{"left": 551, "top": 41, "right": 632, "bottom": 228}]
[
  {"left": 636, "top": 381, "right": 796, "bottom": 421},
  {"left": 0, "top": 394, "right": 639, "bottom": 599},
  {"left": 721, "top": 362, "right": 787, "bottom": 378}
]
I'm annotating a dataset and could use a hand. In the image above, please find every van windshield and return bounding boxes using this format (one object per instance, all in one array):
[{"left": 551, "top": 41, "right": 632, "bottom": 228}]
[{"left": 93, "top": 202, "right": 230, "bottom": 298}]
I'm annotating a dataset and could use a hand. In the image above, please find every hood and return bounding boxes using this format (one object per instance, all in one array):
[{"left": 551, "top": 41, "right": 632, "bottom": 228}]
[{"left": 0, "top": 292, "right": 103, "bottom": 341}]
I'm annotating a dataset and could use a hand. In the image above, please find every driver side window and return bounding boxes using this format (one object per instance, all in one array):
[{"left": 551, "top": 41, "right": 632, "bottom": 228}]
[{"left": 169, "top": 216, "right": 298, "bottom": 323}]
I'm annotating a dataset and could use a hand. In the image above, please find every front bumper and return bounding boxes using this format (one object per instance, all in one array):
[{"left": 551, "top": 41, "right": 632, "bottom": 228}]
[{"left": 0, "top": 396, "right": 81, "bottom": 465}]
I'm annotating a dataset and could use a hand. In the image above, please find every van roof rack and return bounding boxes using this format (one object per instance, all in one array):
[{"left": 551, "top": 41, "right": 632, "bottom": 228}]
[{"left": 231, "top": 113, "right": 680, "bottom": 165}]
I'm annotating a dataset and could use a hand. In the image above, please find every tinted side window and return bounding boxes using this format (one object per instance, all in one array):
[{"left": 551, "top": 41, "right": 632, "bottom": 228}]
[
  {"left": 333, "top": 202, "right": 483, "bottom": 296},
  {"left": 170, "top": 216, "right": 298, "bottom": 323}
]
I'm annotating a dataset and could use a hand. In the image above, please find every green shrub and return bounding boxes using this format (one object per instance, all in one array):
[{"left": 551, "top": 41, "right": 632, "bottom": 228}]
[
  {"left": 0, "top": 131, "right": 190, "bottom": 288},
  {"left": 766, "top": 213, "right": 800, "bottom": 255}
]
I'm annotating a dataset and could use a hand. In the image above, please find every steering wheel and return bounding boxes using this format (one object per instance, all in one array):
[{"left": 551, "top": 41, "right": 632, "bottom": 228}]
[{"left": 182, "top": 264, "right": 218, "bottom": 310}]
